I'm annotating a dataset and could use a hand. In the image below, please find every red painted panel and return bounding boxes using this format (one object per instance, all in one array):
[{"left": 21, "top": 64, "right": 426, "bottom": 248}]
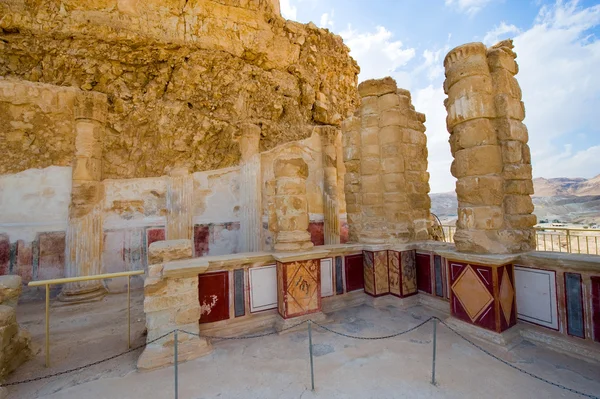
[
  {"left": 308, "top": 222, "right": 324, "bottom": 246},
  {"left": 198, "top": 271, "right": 230, "bottom": 324},
  {"left": 194, "top": 224, "right": 210, "bottom": 257},
  {"left": 345, "top": 254, "right": 364, "bottom": 292},
  {"left": 146, "top": 228, "right": 165, "bottom": 247},
  {"left": 38, "top": 232, "right": 66, "bottom": 280},
  {"left": 416, "top": 253, "right": 432, "bottom": 294},
  {"left": 592, "top": 276, "right": 600, "bottom": 343},
  {"left": 16, "top": 240, "right": 33, "bottom": 284},
  {"left": 0, "top": 234, "right": 9, "bottom": 275}
]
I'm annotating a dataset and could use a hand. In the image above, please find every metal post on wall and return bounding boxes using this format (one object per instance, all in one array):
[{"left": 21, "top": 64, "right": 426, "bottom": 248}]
[
  {"left": 308, "top": 320, "right": 315, "bottom": 391},
  {"left": 431, "top": 318, "right": 437, "bottom": 386},
  {"left": 174, "top": 330, "right": 179, "bottom": 399}
]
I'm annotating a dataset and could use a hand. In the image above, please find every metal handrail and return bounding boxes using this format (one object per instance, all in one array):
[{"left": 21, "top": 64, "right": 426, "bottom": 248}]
[{"left": 28, "top": 270, "right": 145, "bottom": 367}]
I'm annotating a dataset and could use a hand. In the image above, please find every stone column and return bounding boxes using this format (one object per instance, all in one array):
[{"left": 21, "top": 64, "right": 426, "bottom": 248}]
[
  {"left": 444, "top": 41, "right": 535, "bottom": 254},
  {"left": 273, "top": 157, "right": 313, "bottom": 252},
  {"left": 318, "top": 126, "right": 341, "bottom": 245},
  {"left": 59, "top": 91, "right": 108, "bottom": 303},
  {"left": 357, "top": 80, "right": 388, "bottom": 244},
  {"left": 341, "top": 114, "right": 362, "bottom": 243},
  {"left": 489, "top": 40, "right": 536, "bottom": 251},
  {"left": 238, "top": 123, "right": 262, "bottom": 252},
  {"left": 166, "top": 167, "right": 193, "bottom": 241}
]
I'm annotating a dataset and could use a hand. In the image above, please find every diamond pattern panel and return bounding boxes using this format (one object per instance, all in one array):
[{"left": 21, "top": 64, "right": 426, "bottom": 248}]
[
  {"left": 499, "top": 268, "right": 515, "bottom": 324},
  {"left": 452, "top": 265, "right": 494, "bottom": 322},
  {"left": 281, "top": 259, "right": 320, "bottom": 318}
]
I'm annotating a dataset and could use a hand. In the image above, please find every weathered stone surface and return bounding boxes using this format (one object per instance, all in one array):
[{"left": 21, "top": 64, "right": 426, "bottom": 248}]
[
  {"left": 0, "top": 0, "right": 359, "bottom": 178},
  {"left": 148, "top": 239, "right": 193, "bottom": 265},
  {"left": 358, "top": 77, "right": 397, "bottom": 97},
  {"left": 444, "top": 39, "right": 535, "bottom": 254}
]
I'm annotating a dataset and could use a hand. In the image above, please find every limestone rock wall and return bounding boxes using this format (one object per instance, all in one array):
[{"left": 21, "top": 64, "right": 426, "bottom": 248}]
[
  {"left": 444, "top": 40, "right": 536, "bottom": 254},
  {"left": 0, "top": 0, "right": 359, "bottom": 179},
  {"left": 342, "top": 77, "right": 431, "bottom": 244},
  {"left": 0, "top": 275, "right": 32, "bottom": 380}
]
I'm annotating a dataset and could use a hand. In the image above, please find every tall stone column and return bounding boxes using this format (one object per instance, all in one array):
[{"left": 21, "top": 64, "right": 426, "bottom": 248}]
[
  {"left": 318, "top": 126, "right": 341, "bottom": 245},
  {"left": 166, "top": 167, "right": 193, "bottom": 241},
  {"left": 273, "top": 157, "right": 313, "bottom": 252},
  {"left": 341, "top": 114, "right": 362, "bottom": 243},
  {"left": 444, "top": 40, "right": 535, "bottom": 254},
  {"left": 341, "top": 77, "right": 431, "bottom": 244},
  {"left": 238, "top": 123, "right": 262, "bottom": 252},
  {"left": 59, "top": 92, "right": 108, "bottom": 302}
]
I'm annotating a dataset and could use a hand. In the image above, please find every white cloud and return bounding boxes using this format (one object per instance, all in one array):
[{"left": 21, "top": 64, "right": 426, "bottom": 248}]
[
  {"left": 320, "top": 10, "right": 334, "bottom": 29},
  {"left": 513, "top": 0, "right": 600, "bottom": 179},
  {"left": 483, "top": 21, "right": 520, "bottom": 45},
  {"left": 280, "top": 0, "right": 297, "bottom": 20},
  {"left": 445, "top": 0, "right": 495, "bottom": 16},
  {"left": 340, "top": 25, "right": 416, "bottom": 88}
]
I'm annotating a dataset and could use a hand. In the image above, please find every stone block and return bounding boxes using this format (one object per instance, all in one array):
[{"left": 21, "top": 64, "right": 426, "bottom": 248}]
[
  {"left": 495, "top": 119, "right": 528, "bottom": 142},
  {"left": 454, "top": 145, "right": 502, "bottom": 178},
  {"left": 380, "top": 143, "right": 401, "bottom": 158},
  {"left": 0, "top": 306, "right": 16, "bottom": 327},
  {"left": 345, "top": 161, "right": 360, "bottom": 173},
  {"left": 360, "top": 126, "right": 379, "bottom": 146},
  {"left": 360, "top": 157, "right": 381, "bottom": 175},
  {"left": 443, "top": 43, "right": 490, "bottom": 92},
  {"left": 402, "top": 129, "right": 426, "bottom": 146},
  {"left": 445, "top": 93, "right": 495, "bottom": 130},
  {"left": 377, "top": 92, "right": 400, "bottom": 111},
  {"left": 408, "top": 193, "right": 431, "bottom": 210},
  {"left": 358, "top": 77, "right": 397, "bottom": 97},
  {"left": 379, "top": 108, "right": 406, "bottom": 128},
  {"left": 501, "top": 140, "right": 523, "bottom": 163},
  {"left": 494, "top": 94, "right": 525, "bottom": 120},
  {"left": 0, "top": 276, "right": 21, "bottom": 305},
  {"left": 458, "top": 206, "right": 503, "bottom": 230},
  {"left": 445, "top": 74, "right": 493, "bottom": 99},
  {"left": 276, "top": 214, "right": 309, "bottom": 231},
  {"left": 522, "top": 144, "right": 531, "bottom": 164},
  {"left": 504, "top": 194, "right": 534, "bottom": 215},
  {"left": 503, "top": 164, "right": 532, "bottom": 180},
  {"left": 361, "top": 144, "right": 381, "bottom": 157},
  {"left": 343, "top": 146, "right": 360, "bottom": 162},
  {"left": 379, "top": 125, "right": 402, "bottom": 144},
  {"left": 453, "top": 229, "right": 508, "bottom": 254},
  {"left": 487, "top": 48, "right": 518, "bottom": 74},
  {"left": 148, "top": 239, "right": 193, "bottom": 265},
  {"left": 360, "top": 96, "right": 379, "bottom": 116},
  {"left": 361, "top": 114, "right": 379, "bottom": 129},
  {"left": 491, "top": 69, "right": 521, "bottom": 99},
  {"left": 72, "top": 156, "right": 102, "bottom": 181},
  {"left": 362, "top": 193, "right": 383, "bottom": 206},
  {"left": 361, "top": 175, "right": 382, "bottom": 193},
  {"left": 382, "top": 157, "right": 404, "bottom": 173},
  {"left": 456, "top": 176, "right": 503, "bottom": 206},
  {"left": 505, "top": 179, "right": 534, "bottom": 195},
  {"left": 275, "top": 179, "right": 306, "bottom": 195},
  {"left": 505, "top": 214, "right": 537, "bottom": 229},
  {"left": 451, "top": 118, "right": 497, "bottom": 150},
  {"left": 382, "top": 173, "right": 406, "bottom": 192}
]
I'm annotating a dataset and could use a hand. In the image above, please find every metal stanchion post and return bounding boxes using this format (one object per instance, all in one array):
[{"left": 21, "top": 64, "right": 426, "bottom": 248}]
[
  {"left": 174, "top": 330, "right": 179, "bottom": 399},
  {"left": 308, "top": 320, "right": 315, "bottom": 391},
  {"left": 431, "top": 319, "right": 437, "bottom": 386},
  {"left": 45, "top": 284, "right": 50, "bottom": 368}
]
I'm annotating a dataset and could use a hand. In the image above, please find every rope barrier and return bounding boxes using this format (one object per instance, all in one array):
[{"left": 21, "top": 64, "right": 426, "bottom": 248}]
[
  {"left": 2, "top": 315, "right": 599, "bottom": 399},
  {"left": 0, "top": 330, "right": 174, "bottom": 387}
]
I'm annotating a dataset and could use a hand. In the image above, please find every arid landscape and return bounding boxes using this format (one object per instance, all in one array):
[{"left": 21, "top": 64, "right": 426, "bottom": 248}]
[{"left": 432, "top": 175, "right": 600, "bottom": 226}]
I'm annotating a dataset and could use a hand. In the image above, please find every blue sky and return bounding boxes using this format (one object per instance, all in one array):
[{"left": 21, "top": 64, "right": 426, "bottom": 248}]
[{"left": 281, "top": 0, "right": 600, "bottom": 193}]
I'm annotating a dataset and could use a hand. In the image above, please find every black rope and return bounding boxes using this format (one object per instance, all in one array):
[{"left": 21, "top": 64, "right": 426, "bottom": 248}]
[
  {"left": 0, "top": 330, "right": 174, "bottom": 387},
  {"left": 179, "top": 319, "right": 309, "bottom": 340},
  {"left": 311, "top": 317, "right": 433, "bottom": 340},
  {"left": 434, "top": 317, "right": 599, "bottom": 399}
]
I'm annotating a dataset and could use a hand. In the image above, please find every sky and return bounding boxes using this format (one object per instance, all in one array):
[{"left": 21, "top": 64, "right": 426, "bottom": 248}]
[{"left": 280, "top": 0, "right": 600, "bottom": 193}]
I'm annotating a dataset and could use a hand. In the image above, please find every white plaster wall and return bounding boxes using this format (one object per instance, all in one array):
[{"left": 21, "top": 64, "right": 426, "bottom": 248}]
[
  {"left": 514, "top": 266, "right": 559, "bottom": 329},
  {"left": 103, "top": 177, "right": 167, "bottom": 229},
  {"left": 193, "top": 167, "right": 240, "bottom": 224},
  {"left": 0, "top": 166, "right": 71, "bottom": 242}
]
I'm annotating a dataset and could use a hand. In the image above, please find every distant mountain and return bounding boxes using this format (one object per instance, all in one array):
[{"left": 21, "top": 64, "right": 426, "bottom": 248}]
[
  {"left": 430, "top": 174, "right": 600, "bottom": 225},
  {"left": 533, "top": 175, "right": 600, "bottom": 196}
]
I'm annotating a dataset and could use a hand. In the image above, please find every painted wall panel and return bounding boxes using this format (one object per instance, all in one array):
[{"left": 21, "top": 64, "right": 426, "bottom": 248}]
[
  {"left": 434, "top": 255, "right": 443, "bottom": 297},
  {"left": 249, "top": 265, "right": 277, "bottom": 312},
  {"left": 565, "top": 272, "right": 585, "bottom": 338},
  {"left": 37, "top": 231, "right": 65, "bottom": 280},
  {"left": 234, "top": 269, "right": 245, "bottom": 318},
  {"left": 320, "top": 258, "right": 334, "bottom": 297},
  {"left": 401, "top": 250, "right": 417, "bottom": 296},
  {"left": 345, "top": 254, "right": 364, "bottom": 292},
  {"left": 198, "top": 271, "right": 230, "bottom": 324},
  {"left": 514, "top": 266, "right": 558, "bottom": 330},
  {"left": 592, "top": 277, "right": 600, "bottom": 343},
  {"left": 335, "top": 256, "right": 344, "bottom": 295},
  {"left": 416, "top": 253, "right": 432, "bottom": 294}
]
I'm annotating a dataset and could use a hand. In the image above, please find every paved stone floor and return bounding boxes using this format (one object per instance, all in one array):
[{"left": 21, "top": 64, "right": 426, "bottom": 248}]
[{"left": 7, "top": 292, "right": 600, "bottom": 398}]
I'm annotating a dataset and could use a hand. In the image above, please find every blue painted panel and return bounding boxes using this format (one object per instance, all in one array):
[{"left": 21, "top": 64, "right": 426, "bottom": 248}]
[
  {"left": 565, "top": 272, "right": 585, "bottom": 338},
  {"left": 335, "top": 256, "right": 343, "bottom": 295},
  {"left": 434, "top": 255, "right": 443, "bottom": 297},
  {"left": 234, "top": 269, "right": 245, "bottom": 318}
]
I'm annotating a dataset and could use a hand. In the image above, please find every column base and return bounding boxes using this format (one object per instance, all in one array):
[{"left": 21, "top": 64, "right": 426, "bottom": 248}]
[
  {"left": 137, "top": 326, "right": 212, "bottom": 371},
  {"left": 57, "top": 284, "right": 107, "bottom": 304},
  {"left": 444, "top": 316, "right": 522, "bottom": 349},
  {"left": 275, "top": 312, "right": 329, "bottom": 335}
]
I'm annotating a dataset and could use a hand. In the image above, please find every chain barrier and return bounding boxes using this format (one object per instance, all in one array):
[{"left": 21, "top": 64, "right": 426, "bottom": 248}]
[
  {"left": 311, "top": 317, "right": 434, "bottom": 340},
  {"left": 0, "top": 330, "right": 175, "bottom": 388},
  {"left": 3, "top": 315, "right": 599, "bottom": 399},
  {"left": 434, "top": 317, "right": 599, "bottom": 399}
]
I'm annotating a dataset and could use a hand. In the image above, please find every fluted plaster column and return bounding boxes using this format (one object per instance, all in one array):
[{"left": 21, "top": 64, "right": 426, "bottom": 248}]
[{"left": 238, "top": 123, "right": 262, "bottom": 252}]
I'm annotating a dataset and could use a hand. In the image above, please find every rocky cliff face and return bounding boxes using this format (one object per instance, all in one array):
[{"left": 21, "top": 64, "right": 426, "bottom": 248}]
[{"left": 0, "top": 0, "right": 360, "bottom": 178}]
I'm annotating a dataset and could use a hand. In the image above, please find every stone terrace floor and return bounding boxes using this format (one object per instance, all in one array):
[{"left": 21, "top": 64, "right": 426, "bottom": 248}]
[{"left": 7, "top": 291, "right": 600, "bottom": 398}]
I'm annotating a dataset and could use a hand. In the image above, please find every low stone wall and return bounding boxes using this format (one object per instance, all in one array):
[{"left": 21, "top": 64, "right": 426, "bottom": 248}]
[{"left": 0, "top": 276, "right": 32, "bottom": 382}]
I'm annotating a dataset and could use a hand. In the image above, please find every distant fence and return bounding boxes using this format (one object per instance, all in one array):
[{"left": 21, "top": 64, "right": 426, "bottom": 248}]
[{"left": 441, "top": 225, "right": 600, "bottom": 256}]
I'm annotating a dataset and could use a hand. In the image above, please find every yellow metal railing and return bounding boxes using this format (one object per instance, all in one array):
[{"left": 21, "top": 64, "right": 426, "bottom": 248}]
[
  {"left": 440, "top": 225, "right": 600, "bottom": 255},
  {"left": 28, "top": 270, "right": 145, "bottom": 367}
]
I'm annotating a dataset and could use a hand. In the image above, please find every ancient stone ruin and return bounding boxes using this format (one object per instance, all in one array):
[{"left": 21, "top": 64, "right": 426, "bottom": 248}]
[{"left": 0, "top": 0, "right": 599, "bottom": 391}]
